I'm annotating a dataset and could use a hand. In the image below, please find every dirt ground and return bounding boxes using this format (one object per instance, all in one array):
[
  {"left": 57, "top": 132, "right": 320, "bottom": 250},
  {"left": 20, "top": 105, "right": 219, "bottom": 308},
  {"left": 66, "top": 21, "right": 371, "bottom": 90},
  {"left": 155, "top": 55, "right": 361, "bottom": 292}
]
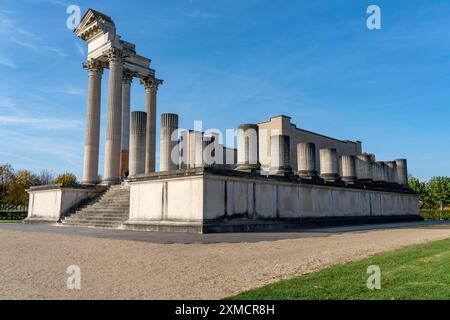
[{"left": 1, "top": 224, "right": 450, "bottom": 300}]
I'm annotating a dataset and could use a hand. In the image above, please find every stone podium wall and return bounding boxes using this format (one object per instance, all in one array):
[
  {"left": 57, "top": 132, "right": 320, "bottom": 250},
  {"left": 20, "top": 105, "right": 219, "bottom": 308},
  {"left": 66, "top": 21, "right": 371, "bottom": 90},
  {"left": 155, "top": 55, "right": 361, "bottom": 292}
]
[
  {"left": 25, "top": 185, "right": 103, "bottom": 223},
  {"left": 125, "top": 168, "right": 420, "bottom": 233}
]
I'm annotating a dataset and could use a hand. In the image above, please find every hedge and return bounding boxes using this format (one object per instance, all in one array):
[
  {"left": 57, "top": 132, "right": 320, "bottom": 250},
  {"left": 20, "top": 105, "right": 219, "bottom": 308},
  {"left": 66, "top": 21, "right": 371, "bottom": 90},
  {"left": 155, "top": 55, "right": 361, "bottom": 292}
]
[
  {"left": 420, "top": 209, "right": 450, "bottom": 221},
  {"left": 0, "top": 211, "right": 28, "bottom": 221}
]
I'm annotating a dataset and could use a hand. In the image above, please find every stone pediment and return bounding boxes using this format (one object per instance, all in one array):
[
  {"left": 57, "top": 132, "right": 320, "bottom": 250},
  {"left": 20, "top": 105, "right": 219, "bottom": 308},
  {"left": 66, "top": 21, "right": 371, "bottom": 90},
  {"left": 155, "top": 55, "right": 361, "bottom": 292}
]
[{"left": 75, "top": 8, "right": 116, "bottom": 41}]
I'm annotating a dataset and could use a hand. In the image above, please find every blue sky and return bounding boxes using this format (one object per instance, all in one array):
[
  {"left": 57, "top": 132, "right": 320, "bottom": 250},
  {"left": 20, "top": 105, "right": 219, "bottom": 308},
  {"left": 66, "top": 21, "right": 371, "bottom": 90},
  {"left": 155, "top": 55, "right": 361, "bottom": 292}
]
[{"left": 0, "top": 0, "right": 449, "bottom": 181}]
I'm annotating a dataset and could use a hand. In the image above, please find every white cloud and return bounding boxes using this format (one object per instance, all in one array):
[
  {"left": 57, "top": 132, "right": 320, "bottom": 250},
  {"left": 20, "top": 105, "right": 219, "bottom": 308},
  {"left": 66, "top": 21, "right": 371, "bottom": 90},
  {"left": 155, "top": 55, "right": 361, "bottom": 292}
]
[
  {"left": 57, "top": 86, "right": 84, "bottom": 96},
  {"left": 182, "top": 9, "right": 216, "bottom": 19},
  {"left": 26, "top": 0, "right": 70, "bottom": 7},
  {"left": 0, "top": 57, "right": 17, "bottom": 69},
  {"left": 0, "top": 115, "right": 82, "bottom": 130},
  {"left": 75, "top": 42, "right": 85, "bottom": 57},
  {"left": 0, "top": 12, "right": 67, "bottom": 57}
]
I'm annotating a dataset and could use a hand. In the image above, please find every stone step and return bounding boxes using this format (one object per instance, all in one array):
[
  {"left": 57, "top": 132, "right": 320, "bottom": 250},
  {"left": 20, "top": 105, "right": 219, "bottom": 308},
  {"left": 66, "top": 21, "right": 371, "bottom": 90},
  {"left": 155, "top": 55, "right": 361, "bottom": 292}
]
[
  {"left": 62, "top": 185, "right": 130, "bottom": 229},
  {"left": 63, "top": 221, "right": 123, "bottom": 228},
  {"left": 65, "top": 217, "right": 127, "bottom": 223},
  {"left": 70, "top": 212, "right": 129, "bottom": 217}
]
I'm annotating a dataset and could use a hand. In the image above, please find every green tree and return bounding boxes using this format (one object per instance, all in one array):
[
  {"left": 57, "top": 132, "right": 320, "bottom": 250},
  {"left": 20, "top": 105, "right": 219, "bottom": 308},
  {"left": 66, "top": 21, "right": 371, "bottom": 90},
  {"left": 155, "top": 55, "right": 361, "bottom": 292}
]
[
  {"left": 0, "top": 164, "right": 14, "bottom": 207},
  {"left": 53, "top": 173, "right": 78, "bottom": 186},
  {"left": 408, "top": 176, "right": 436, "bottom": 209},
  {"left": 427, "top": 177, "right": 450, "bottom": 211},
  {"left": 5, "top": 170, "right": 39, "bottom": 207}
]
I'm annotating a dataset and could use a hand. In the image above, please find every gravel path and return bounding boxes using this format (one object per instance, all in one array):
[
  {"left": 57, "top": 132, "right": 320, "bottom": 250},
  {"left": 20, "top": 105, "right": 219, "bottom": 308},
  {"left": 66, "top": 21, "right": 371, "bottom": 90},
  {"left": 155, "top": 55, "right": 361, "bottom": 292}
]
[{"left": 1, "top": 223, "right": 450, "bottom": 300}]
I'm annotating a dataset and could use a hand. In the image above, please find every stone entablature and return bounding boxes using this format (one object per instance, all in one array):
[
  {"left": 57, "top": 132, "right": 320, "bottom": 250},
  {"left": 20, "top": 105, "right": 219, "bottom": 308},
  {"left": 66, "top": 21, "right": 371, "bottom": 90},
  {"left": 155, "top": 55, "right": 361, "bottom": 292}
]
[{"left": 75, "top": 9, "right": 163, "bottom": 184}]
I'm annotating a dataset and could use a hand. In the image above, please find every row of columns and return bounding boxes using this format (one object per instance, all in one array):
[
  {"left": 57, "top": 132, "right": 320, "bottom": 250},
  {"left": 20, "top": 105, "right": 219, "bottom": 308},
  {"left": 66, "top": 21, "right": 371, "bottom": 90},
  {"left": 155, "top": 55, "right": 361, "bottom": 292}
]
[
  {"left": 82, "top": 50, "right": 162, "bottom": 185},
  {"left": 235, "top": 125, "right": 409, "bottom": 186}
]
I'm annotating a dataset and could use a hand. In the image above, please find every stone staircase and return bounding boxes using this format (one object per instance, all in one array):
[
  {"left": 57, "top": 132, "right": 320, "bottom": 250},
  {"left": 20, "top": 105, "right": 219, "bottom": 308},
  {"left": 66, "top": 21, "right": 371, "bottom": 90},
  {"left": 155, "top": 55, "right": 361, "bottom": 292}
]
[{"left": 62, "top": 185, "right": 130, "bottom": 229}]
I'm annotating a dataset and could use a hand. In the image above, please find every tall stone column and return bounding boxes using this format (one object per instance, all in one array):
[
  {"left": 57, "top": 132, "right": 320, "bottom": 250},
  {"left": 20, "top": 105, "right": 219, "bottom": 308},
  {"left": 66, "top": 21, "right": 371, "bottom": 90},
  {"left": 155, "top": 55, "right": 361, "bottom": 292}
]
[
  {"left": 103, "top": 48, "right": 124, "bottom": 184},
  {"left": 297, "top": 143, "right": 318, "bottom": 179},
  {"left": 188, "top": 131, "right": 203, "bottom": 168},
  {"left": 120, "top": 71, "right": 133, "bottom": 177},
  {"left": 129, "top": 111, "right": 147, "bottom": 176},
  {"left": 141, "top": 78, "right": 163, "bottom": 174},
  {"left": 179, "top": 130, "right": 189, "bottom": 169},
  {"left": 320, "top": 148, "right": 339, "bottom": 181},
  {"left": 270, "top": 135, "right": 292, "bottom": 175},
  {"left": 82, "top": 60, "right": 103, "bottom": 184},
  {"left": 385, "top": 161, "right": 398, "bottom": 184},
  {"left": 356, "top": 154, "right": 373, "bottom": 182},
  {"left": 340, "top": 155, "right": 357, "bottom": 183},
  {"left": 396, "top": 159, "right": 408, "bottom": 186},
  {"left": 236, "top": 124, "right": 259, "bottom": 172},
  {"left": 160, "top": 113, "right": 179, "bottom": 172}
]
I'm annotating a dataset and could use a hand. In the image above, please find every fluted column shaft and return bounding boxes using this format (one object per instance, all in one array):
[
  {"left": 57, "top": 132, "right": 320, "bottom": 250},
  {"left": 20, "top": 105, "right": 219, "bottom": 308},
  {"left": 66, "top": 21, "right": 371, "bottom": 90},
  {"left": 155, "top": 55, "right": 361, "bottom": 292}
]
[
  {"left": 129, "top": 112, "right": 147, "bottom": 176},
  {"left": 356, "top": 154, "right": 373, "bottom": 182},
  {"left": 340, "top": 155, "right": 357, "bottom": 182},
  {"left": 160, "top": 113, "right": 179, "bottom": 172},
  {"left": 396, "top": 159, "right": 408, "bottom": 186},
  {"left": 320, "top": 148, "right": 339, "bottom": 181},
  {"left": 270, "top": 135, "right": 292, "bottom": 175},
  {"left": 120, "top": 72, "right": 133, "bottom": 177},
  {"left": 82, "top": 60, "right": 103, "bottom": 184},
  {"left": 142, "top": 78, "right": 163, "bottom": 174},
  {"left": 104, "top": 49, "right": 124, "bottom": 184},
  {"left": 236, "top": 124, "right": 259, "bottom": 172},
  {"left": 297, "top": 143, "right": 318, "bottom": 178}
]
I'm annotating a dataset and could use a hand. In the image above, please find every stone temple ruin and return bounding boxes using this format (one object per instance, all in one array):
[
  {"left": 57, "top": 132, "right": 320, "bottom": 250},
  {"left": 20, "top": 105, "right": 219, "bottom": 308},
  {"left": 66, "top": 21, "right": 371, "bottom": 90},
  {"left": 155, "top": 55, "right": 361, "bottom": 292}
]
[{"left": 25, "top": 9, "right": 419, "bottom": 233}]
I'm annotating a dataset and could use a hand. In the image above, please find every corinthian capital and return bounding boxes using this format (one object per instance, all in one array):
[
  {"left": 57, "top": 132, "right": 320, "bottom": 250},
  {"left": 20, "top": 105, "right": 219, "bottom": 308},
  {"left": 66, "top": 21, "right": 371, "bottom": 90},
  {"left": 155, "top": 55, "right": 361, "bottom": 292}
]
[
  {"left": 105, "top": 47, "right": 125, "bottom": 63},
  {"left": 122, "top": 70, "right": 135, "bottom": 85},
  {"left": 83, "top": 59, "right": 105, "bottom": 77},
  {"left": 140, "top": 77, "right": 164, "bottom": 93}
]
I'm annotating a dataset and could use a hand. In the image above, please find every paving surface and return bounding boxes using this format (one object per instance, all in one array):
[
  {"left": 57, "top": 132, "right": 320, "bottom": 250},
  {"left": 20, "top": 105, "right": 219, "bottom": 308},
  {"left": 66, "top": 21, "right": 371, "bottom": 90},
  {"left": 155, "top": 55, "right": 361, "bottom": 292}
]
[{"left": 1, "top": 221, "right": 450, "bottom": 299}]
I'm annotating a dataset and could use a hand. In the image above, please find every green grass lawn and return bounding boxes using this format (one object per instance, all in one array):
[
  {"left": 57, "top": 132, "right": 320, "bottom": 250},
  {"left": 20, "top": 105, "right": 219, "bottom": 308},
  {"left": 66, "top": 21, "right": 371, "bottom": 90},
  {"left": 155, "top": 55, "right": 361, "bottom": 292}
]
[
  {"left": 0, "top": 220, "right": 22, "bottom": 224},
  {"left": 230, "top": 238, "right": 450, "bottom": 300}
]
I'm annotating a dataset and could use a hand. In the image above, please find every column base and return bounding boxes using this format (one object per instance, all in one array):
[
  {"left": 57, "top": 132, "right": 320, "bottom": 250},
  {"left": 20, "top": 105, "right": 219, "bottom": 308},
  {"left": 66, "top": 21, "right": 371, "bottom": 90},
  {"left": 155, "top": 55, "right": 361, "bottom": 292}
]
[
  {"left": 298, "top": 170, "right": 319, "bottom": 179},
  {"left": 235, "top": 164, "right": 261, "bottom": 173},
  {"left": 101, "top": 178, "right": 121, "bottom": 186},
  {"left": 269, "top": 166, "right": 293, "bottom": 176},
  {"left": 321, "top": 173, "right": 340, "bottom": 182}
]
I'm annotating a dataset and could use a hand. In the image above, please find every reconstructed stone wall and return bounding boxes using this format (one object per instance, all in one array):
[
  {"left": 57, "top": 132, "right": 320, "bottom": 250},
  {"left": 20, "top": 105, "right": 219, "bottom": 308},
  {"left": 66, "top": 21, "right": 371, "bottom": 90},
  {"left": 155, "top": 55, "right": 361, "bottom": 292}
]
[
  {"left": 125, "top": 168, "right": 419, "bottom": 233},
  {"left": 258, "top": 115, "right": 361, "bottom": 172}
]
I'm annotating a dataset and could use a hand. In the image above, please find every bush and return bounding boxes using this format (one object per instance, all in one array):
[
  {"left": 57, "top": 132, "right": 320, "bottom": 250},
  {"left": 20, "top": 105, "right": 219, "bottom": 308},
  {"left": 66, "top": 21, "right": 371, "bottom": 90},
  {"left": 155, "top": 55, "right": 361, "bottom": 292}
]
[
  {"left": 0, "top": 210, "right": 28, "bottom": 221},
  {"left": 52, "top": 173, "right": 78, "bottom": 186},
  {"left": 420, "top": 209, "right": 450, "bottom": 221}
]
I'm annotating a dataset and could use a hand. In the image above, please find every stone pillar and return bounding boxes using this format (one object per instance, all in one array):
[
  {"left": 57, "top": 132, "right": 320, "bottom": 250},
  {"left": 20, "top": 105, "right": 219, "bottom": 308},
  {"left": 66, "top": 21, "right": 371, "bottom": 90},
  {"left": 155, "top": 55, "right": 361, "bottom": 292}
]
[
  {"left": 385, "top": 161, "right": 398, "bottom": 184},
  {"left": 142, "top": 78, "right": 163, "bottom": 174},
  {"left": 270, "top": 135, "right": 292, "bottom": 175},
  {"left": 320, "top": 148, "right": 339, "bottom": 181},
  {"left": 82, "top": 60, "right": 103, "bottom": 184},
  {"left": 340, "top": 155, "right": 357, "bottom": 183},
  {"left": 103, "top": 48, "right": 124, "bottom": 184},
  {"left": 396, "top": 159, "right": 408, "bottom": 186},
  {"left": 160, "top": 113, "right": 179, "bottom": 172},
  {"left": 120, "top": 71, "right": 133, "bottom": 177},
  {"left": 129, "top": 111, "right": 147, "bottom": 177},
  {"left": 356, "top": 154, "right": 373, "bottom": 182},
  {"left": 203, "top": 132, "right": 222, "bottom": 167},
  {"left": 236, "top": 124, "right": 259, "bottom": 172},
  {"left": 297, "top": 143, "right": 318, "bottom": 179},
  {"left": 179, "top": 130, "right": 189, "bottom": 169},
  {"left": 372, "top": 162, "right": 387, "bottom": 182},
  {"left": 188, "top": 131, "right": 203, "bottom": 168}
]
